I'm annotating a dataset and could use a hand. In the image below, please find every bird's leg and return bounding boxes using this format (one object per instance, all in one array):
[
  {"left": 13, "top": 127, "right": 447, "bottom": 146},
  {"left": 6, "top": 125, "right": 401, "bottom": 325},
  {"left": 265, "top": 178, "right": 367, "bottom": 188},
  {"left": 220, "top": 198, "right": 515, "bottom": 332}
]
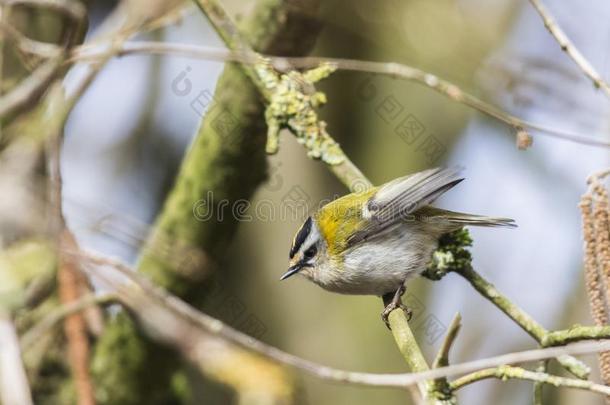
[{"left": 381, "top": 284, "right": 412, "bottom": 329}]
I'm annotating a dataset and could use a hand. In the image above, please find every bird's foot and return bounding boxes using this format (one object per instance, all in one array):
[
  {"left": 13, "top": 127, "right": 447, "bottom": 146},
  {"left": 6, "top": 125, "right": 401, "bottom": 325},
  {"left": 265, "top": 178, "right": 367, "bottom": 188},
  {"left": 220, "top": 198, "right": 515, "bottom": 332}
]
[{"left": 381, "top": 285, "right": 412, "bottom": 329}]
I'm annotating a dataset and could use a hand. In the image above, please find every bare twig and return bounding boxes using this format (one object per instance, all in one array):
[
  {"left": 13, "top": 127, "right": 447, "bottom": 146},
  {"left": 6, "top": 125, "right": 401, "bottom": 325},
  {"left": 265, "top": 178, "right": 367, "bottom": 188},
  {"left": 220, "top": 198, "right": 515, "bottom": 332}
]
[
  {"left": 70, "top": 41, "right": 610, "bottom": 149},
  {"left": 3, "top": 0, "right": 85, "bottom": 24},
  {"left": 432, "top": 313, "right": 462, "bottom": 370},
  {"left": 532, "top": 360, "right": 548, "bottom": 405},
  {"left": 20, "top": 292, "right": 115, "bottom": 350},
  {"left": 543, "top": 326, "right": 610, "bottom": 347},
  {"left": 429, "top": 313, "right": 462, "bottom": 403},
  {"left": 0, "top": 312, "right": 33, "bottom": 405},
  {"left": 386, "top": 309, "right": 431, "bottom": 399},
  {"left": 70, "top": 249, "right": 610, "bottom": 390},
  {"left": 0, "top": 20, "right": 61, "bottom": 58},
  {"left": 0, "top": 0, "right": 86, "bottom": 123},
  {"left": 587, "top": 169, "right": 610, "bottom": 184},
  {"left": 48, "top": 89, "right": 97, "bottom": 405},
  {"left": 455, "top": 265, "right": 592, "bottom": 379},
  {"left": 450, "top": 365, "right": 610, "bottom": 397},
  {"left": 0, "top": 56, "right": 63, "bottom": 120},
  {"left": 528, "top": 0, "right": 610, "bottom": 98}
]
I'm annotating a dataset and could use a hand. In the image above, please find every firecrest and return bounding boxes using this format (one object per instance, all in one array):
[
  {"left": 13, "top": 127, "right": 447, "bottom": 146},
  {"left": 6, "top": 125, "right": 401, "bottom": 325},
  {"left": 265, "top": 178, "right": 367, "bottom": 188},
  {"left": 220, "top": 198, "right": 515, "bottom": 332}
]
[{"left": 280, "top": 167, "right": 515, "bottom": 325}]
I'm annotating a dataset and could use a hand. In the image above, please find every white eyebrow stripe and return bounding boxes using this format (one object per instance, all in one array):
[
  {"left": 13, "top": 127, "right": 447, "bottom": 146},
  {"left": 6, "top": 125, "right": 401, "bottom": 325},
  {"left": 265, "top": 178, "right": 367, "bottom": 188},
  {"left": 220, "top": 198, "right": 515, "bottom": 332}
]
[{"left": 299, "top": 222, "right": 321, "bottom": 257}]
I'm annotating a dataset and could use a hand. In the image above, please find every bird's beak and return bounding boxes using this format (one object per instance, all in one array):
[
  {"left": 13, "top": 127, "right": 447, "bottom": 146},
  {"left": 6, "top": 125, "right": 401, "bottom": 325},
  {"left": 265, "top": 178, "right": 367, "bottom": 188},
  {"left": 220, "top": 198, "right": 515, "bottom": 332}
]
[{"left": 280, "top": 264, "right": 302, "bottom": 280}]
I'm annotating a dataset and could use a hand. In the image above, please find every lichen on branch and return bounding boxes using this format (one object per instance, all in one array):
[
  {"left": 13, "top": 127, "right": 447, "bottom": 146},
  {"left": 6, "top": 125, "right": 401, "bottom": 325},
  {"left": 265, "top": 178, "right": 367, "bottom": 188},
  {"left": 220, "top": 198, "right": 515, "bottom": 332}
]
[
  {"left": 423, "top": 228, "right": 473, "bottom": 280},
  {"left": 255, "top": 57, "right": 344, "bottom": 164}
]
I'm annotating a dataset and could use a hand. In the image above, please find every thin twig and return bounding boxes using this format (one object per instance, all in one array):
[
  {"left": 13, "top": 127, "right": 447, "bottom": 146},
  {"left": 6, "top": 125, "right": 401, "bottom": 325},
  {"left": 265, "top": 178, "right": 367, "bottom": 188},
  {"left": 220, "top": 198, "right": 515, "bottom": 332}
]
[
  {"left": 70, "top": 248, "right": 610, "bottom": 390},
  {"left": 587, "top": 168, "right": 610, "bottom": 184},
  {"left": 0, "top": 0, "right": 86, "bottom": 122},
  {"left": 48, "top": 82, "right": 97, "bottom": 405},
  {"left": 432, "top": 313, "right": 462, "bottom": 369},
  {"left": 70, "top": 40, "right": 610, "bottom": 149},
  {"left": 543, "top": 326, "right": 610, "bottom": 347},
  {"left": 429, "top": 313, "right": 462, "bottom": 402},
  {"left": 528, "top": 0, "right": 610, "bottom": 98},
  {"left": 450, "top": 365, "right": 610, "bottom": 397},
  {"left": 0, "top": 312, "right": 33, "bottom": 405},
  {"left": 20, "top": 292, "right": 115, "bottom": 350},
  {"left": 533, "top": 360, "right": 548, "bottom": 405},
  {"left": 3, "top": 0, "right": 85, "bottom": 24},
  {"left": 0, "top": 56, "right": 63, "bottom": 120},
  {"left": 386, "top": 309, "right": 431, "bottom": 399},
  {"left": 0, "top": 20, "right": 61, "bottom": 58},
  {"left": 455, "top": 265, "right": 592, "bottom": 379}
]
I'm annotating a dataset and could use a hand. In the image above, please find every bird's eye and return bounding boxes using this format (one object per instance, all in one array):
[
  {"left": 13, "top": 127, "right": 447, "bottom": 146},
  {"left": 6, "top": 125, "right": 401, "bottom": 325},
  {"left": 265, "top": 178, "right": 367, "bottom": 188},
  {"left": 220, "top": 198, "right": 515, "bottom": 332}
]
[{"left": 304, "top": 245, "right": 317, "bottom": 260}]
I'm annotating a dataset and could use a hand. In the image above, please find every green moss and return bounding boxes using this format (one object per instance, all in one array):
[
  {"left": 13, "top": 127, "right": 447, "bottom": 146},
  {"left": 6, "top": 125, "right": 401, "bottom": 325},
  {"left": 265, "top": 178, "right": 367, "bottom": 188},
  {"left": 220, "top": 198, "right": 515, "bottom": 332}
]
[
  {"left": 542, "top": 325, "right": 610, "bottom": 347},
  {"left": 91, "top": 312, "right": 181, "bottom": 405},
  {"left": 91, "top": 1, "right": 326, "bottom": 403},
  {"left": 423, "top": 228, "right": 473, "bottom": 280},
  {"left": 0, "top": 239, "right": 56, "bottom": 312},
  {"left": 257, "top": 58, "right": 343, "bottom": 164}
]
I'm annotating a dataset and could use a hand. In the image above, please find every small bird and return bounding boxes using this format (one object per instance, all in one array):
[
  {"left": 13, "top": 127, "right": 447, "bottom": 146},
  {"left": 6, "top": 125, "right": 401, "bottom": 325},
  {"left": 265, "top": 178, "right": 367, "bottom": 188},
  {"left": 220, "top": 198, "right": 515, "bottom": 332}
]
[{"left": 281, "top": 167, "right": 515, "bottom": 326}]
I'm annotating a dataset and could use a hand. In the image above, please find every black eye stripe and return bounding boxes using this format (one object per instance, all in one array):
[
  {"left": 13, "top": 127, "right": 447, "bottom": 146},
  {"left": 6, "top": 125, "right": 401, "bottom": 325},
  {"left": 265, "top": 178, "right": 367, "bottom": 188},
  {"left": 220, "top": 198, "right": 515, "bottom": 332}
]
[
  {"left": 290, "top": 216, "right": 312, "bottom": 258},
  {"left": 304, "top": 245, "right": 317, "bottom": 259}
]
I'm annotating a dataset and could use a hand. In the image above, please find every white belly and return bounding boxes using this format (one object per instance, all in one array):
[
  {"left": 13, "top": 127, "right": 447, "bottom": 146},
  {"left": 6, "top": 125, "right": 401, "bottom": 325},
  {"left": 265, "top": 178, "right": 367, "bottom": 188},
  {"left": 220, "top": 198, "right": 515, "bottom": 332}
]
[{"left": 317, "top": 225, "right": 439, "bottom": 296}]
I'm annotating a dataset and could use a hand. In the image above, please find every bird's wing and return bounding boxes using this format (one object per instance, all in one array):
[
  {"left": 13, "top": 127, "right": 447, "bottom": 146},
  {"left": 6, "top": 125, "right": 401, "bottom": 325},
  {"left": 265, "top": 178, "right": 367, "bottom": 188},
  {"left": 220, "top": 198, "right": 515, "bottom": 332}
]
[{"left": 346, "top": 167, "right": 464, "bottom": 247}]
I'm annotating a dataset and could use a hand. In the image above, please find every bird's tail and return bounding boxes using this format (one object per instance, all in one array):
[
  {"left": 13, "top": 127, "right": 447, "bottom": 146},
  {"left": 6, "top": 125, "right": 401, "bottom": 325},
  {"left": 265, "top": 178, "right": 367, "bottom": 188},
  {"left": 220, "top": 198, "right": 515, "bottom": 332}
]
[{"left": 440, "top": 210, "right": 517, "bottom": 228}]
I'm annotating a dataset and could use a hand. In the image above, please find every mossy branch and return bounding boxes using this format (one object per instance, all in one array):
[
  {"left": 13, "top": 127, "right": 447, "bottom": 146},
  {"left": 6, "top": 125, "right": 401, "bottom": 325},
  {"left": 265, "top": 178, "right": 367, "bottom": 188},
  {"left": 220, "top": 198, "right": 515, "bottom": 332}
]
[
  {"left": 423, "top": 229, "right": 592, "bottom": 379},
  {"left": 428, "top": 313, "right": 462, "bottom": 404},
  {"left": 543, "top": 326, "right": 610, "bottom": 346},
  {"left": 189, "top": 0, "right": 441, "bottom": 402},
  {"left": 91, "top": 1, "right": 326, "bottom": 404},
  {"left": 449, "top": 365, "right": 610, "bottom": 397}
]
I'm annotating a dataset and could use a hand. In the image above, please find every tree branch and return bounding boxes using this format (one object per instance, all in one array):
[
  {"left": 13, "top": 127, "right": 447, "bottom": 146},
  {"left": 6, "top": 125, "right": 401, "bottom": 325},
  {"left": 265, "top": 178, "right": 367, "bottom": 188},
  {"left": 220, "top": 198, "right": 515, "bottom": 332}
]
[
  {"left": 429, "top": 313, "right": 462, "bottom": 403},
  {"left": 543, "top": 326, "right": 610, "bottom": 347},
  {"left": 20, "top": 292, "right": 115, "bottom": 350},
  {"left": 449, "top": 365, "right": 610, "bottom": 398},
  {"left": 432, "top": 313, "right": 462, "bottom": 370},
  {"left": 71, "top": 248, "right": 610, "bottom": 390},
  {"left": 70, "top": 40, "right": 610, "bottom": 149},
  {"left": 454, "top": 265, "right": 591, "bottom": 379},
  {"left": 528, "top": 0, "right": 610, "bottom": 98}
]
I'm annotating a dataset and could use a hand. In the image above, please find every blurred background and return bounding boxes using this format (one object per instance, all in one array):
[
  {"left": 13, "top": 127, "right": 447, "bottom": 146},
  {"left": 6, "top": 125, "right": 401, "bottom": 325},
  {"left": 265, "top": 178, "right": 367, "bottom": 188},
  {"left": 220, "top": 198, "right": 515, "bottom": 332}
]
[{"left": 7, "top": 0, "right": 610, "bottom": 403}]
